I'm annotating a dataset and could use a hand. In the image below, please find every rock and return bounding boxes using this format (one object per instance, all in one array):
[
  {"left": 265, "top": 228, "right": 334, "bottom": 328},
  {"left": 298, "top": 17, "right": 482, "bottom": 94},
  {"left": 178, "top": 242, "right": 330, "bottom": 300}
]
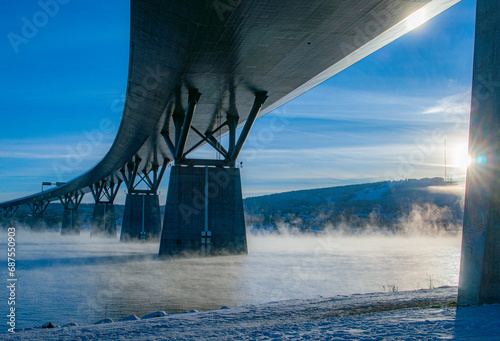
[
  {"left": 141, "top": 311, "right": 167, "bottom": 319},
  {"left": 220, "top": 306, "right": 230, "bottom": 310},
  {"left": 120, "top": 314, "right": 139, "bottom": 321},
  {"left": 189, "top": 309, "right": 198, "bottom": 313},
  {"left": 42, "top": 322, "right": 60, "bottom": 329},
  {"left": 62, "top": 322, "right": 79, "bottom": 327}
]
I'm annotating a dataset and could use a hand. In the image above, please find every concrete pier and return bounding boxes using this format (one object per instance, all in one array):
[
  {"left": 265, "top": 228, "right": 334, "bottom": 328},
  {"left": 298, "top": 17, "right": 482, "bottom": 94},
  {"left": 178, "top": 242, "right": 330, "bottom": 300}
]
[
  {"left": 120, "top": 161, "right": 166, "bottom": 241},
  {"left": 30, "top": 216, "right": 46, "bottom": 231},
  {"left": 159, "top": 166, "right": 247, "bottom": 255},
  {"left": 61, "top": 209, "right": 80, "bottom": 235},
  {"left": 121, "top": 194, "right": 162, "bottom": 241},
  {"left": 1, "top": 207, "right": 17, "bottom": 228},
  {"left": 59, "top": 193, "right": 84, "bottom": 235},
  {"left": 91, "top": 203, "right": 117, "bottom": 237},
  {"left": 89, "top": 178, "right": 121, "bottom": 237},
  {"left": 458, "top": 0, "right": 500, "bottom": 305},
  {"left": 28, "top": 201, "right": 49, "bottom": 231}
]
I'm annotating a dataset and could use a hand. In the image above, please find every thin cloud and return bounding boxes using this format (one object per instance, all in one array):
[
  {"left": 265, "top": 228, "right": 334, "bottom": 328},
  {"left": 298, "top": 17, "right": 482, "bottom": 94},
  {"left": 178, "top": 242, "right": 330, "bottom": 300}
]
[
  {"left": 423, "top": 91, "right": 471, "bottom": 115},
  {"left": 0, "top": 134, "right": 114, "bottom": 160},
  {"left": 281, "top": 86, "right": 435, "bottom": 121}
]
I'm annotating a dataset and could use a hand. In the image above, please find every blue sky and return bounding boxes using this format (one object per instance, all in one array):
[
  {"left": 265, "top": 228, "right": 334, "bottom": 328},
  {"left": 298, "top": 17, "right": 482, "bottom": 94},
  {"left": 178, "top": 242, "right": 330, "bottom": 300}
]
[{"left": 0, "top": 0, "right": 476, "bottom": 203}]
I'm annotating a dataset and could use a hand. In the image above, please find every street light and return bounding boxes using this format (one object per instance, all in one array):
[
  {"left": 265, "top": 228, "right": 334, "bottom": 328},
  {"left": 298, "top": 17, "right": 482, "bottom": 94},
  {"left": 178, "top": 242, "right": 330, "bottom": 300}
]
[{"left": 41, "top": 182, "right": 67, "bottom": 192}]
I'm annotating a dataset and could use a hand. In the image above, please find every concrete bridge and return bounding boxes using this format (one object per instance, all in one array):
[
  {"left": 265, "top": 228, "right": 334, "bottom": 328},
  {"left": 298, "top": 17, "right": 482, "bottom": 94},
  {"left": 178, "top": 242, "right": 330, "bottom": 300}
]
[{"left": 0, "top": 0, "right": 498, "bottom": 305}]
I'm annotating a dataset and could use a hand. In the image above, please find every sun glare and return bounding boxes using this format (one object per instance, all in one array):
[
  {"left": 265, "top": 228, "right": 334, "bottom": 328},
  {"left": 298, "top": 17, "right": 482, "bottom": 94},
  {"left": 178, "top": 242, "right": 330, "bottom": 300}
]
[
  {"left": 405, "top": 8, "right": 428, "bottom": 31},
  {"left": 454, "top": 144, "right": 472, "bottom": 170}
]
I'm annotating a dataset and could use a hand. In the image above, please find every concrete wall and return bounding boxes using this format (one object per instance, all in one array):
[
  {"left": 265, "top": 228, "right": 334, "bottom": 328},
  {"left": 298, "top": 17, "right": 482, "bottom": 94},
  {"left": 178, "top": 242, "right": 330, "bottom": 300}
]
[
  {"left": 61, "top": 210, "right": 80, "bottom": 235},
  {"left": 91, "top": 203, "right": 117, "bottom": 237},
  {"left": 458, "top": 0, "right": 500, "bottom": 305},
  {"left": 160, "top": 166, "right": 247, "bottom": 255},
  {"left": 121, "top": 194, "right": 161, "bottom": 241}
]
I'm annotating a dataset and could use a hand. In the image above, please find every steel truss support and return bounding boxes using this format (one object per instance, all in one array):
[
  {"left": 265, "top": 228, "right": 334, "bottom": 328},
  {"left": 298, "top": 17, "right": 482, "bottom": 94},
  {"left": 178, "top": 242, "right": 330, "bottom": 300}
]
[
  {"left": 28, "top": 201, "right": 49, "bottom": 216},
  {"left": 89, "top": 176, "right": 122, "bottom": 237},
  {"left": 120, "top": 160, "right": 168, "bottom": 241},
  {"left": 159, "top": 91, "right": 268, "bottom": 256},
  {"left": 59, "top": 192, "right": 84, "bottom": 235},
  {"left": 162, "top": 90, "right": 267, "bottom": 168},
  {"left": 2, "top": 206, "right": 18, "bottom": 218},
  {"left": 1, "top": 207, "right": 18, "bottom": 228},
  {"left": 90, "top": 176, "right": 122, "bottom": 204},
  {"left": 162, "top": 89, "right": 202, "bottom": 162},
  {"left": 28, "top": 200, "right": 50, "bottom": 231}
]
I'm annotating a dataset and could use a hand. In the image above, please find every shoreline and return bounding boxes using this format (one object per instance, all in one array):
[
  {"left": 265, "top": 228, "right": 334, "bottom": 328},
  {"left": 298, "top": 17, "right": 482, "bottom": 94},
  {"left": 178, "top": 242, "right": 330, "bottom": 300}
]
[{"left": 4, "top": 286, "right": 499, "bottom": 340}]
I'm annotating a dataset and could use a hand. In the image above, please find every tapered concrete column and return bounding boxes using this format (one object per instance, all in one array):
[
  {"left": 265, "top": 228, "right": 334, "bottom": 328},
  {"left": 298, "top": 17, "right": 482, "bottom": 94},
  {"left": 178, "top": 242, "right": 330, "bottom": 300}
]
[
  {"left": 89, "top": 178, "right": 121, "bottom": 237},
  {"left": 120, "top": 161, "right": 167, "bottom": 241},
  {"left": 61, "top": 209, "right": 80, "bottom": 235},
  {"left": 121, "top": 194, "right": 161, "bottom": 240},
  {"left": 159, "top": 166, "right": 247, "bottom": 255},
  {"left": 458, "top": 0, "right": 500, "bottom": 306},
  {"left": 28, "top": 201, "right": 49, "bottom": 231},
  {"left": 91, "top": 203, "right": 117, "bottom": 237},
  {"left": 60, "top": 192, "right": 84, "bottom": 235}
]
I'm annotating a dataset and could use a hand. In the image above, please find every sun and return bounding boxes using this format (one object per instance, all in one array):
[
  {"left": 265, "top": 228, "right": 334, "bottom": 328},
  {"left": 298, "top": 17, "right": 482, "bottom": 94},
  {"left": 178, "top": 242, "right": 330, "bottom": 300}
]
[
  {"left": 454, "top": 144, "right": 472, "bottom": 170},
  {"left": 405, "top": 8, "right": 428, "bottom": 31}
]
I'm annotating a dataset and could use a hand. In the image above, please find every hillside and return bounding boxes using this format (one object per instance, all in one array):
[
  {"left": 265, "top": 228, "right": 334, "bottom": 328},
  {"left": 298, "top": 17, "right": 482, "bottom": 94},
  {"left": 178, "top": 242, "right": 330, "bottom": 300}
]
[
  {"left": 243, "top": 178, "right": 464, "bottom": 233},
  {"left": 3, "top": 178, "right": 464, "bottom": 234}
]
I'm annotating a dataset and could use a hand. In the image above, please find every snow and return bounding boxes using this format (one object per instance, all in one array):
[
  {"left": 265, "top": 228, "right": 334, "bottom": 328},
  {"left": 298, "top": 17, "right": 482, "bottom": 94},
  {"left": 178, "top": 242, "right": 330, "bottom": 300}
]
[
  {"left": 353, "top": 183, "right": 395, "bottom": 201},
  {"left": 141, "top": 311, "right": 167, "bottom": 320},
  {"left": 3, "top": 286, "right": 500, "bottom": 340}
]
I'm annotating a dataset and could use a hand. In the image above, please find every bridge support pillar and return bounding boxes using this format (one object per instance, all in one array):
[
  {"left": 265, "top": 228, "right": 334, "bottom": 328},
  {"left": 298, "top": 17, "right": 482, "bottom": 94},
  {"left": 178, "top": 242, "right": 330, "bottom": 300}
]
[
  {"left": 59, "top": 192, "right": 84, "bottom": 235},
  {"left": 28, "top": 200, "right": 49, "bottom": 231},
  {"left": 120, "top": 160, "right": 167, "bottom": 241},
  {"left": 458, "top": 0, "right": 500, "bottom": 305},
  {"left": 89, "top": 178, "right": 121, "bottom": 237},
  {"left": 61, "top": 210, "right": 80, "bottom": 235},
  {"left": 159, "top": 90, "right": 267, "bottom": 255},
  {"left": 122, "top": 193, "right": 161, "bottom": 240},
  {"left": 1, "top": 207, "right": 18, "bottom": 228},
  {"left": 160, "top": 166, "right": 246, "bottom": 255},
  {"left": 92, "top": 204, "right": 117, "bottom": 237}
]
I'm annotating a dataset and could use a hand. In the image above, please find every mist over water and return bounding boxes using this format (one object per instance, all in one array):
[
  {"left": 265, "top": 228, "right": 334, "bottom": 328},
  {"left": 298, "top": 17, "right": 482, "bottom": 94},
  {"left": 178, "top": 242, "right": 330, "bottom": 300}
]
[{"left": 0, "top": 228, "right": 461, "bottom": 330}]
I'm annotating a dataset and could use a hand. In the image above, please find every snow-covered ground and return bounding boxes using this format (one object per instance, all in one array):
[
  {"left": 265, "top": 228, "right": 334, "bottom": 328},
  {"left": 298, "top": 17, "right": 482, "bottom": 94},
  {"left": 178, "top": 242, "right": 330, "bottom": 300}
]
[{"left": 3, "top": 286, "right": 499, "bottom": 340}]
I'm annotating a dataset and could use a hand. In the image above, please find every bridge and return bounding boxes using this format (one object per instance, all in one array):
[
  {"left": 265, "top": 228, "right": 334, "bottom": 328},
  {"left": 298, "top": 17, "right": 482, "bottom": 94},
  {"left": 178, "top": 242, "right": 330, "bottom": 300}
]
[{"left": 1, "top": 0, "right": 499, "bottom": 305}]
